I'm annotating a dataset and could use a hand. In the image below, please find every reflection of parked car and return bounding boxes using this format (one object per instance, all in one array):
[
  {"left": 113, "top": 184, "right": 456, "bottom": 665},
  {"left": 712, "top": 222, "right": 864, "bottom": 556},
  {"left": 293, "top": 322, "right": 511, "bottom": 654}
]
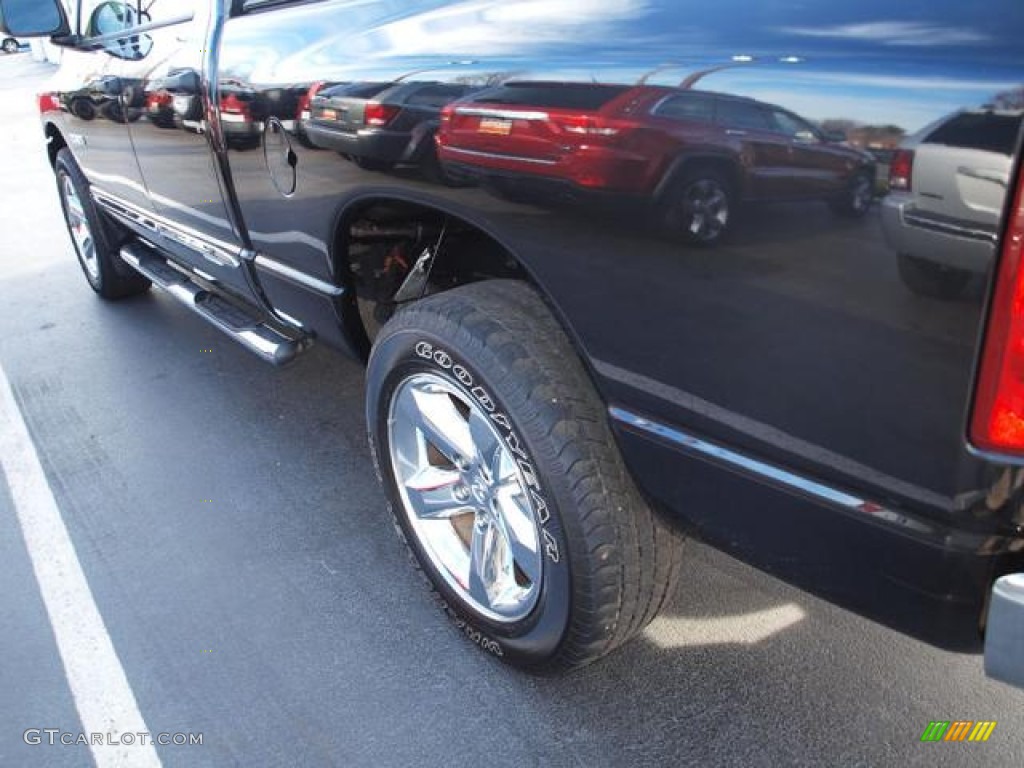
[
  {"left": 306, "top": 80, "right": 479, "bottom": 181},
  {"left": 2, "top": 36, "right": 22, "bottom": 54},
  {"left": 881, "top": 109, "right": 1023, "bottom": 298},
  {"left": 437, "top": 82, "right": 875, "bottom": 244},
  {"left": 867, "top": 147, "right": 896, "bottom": 195},
  {"left": 219, "top": 79, "right": 264, "bottom": 148}
]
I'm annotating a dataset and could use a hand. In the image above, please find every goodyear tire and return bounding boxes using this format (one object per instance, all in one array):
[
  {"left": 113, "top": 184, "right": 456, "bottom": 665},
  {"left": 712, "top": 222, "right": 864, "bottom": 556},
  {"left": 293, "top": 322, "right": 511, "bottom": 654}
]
[
  {"left": 55, "top": 148, "right": 150, "bottom": 299},
  {"left": 366, "top": 280, "right": 683, "bottom": 672}
]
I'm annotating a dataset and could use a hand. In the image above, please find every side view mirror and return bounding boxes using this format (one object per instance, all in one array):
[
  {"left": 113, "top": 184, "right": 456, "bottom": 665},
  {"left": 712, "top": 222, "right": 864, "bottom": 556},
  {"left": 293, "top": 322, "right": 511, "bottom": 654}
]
[{"left": 0, "top": 0, "right": 69, "bottom": 38}]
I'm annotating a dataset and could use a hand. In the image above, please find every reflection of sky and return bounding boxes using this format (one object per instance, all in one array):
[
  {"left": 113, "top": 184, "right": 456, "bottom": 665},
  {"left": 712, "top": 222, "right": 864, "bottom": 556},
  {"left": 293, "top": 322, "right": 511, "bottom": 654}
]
[{"left": 225, "top": 0, "right": 1023, "bottom": 133}]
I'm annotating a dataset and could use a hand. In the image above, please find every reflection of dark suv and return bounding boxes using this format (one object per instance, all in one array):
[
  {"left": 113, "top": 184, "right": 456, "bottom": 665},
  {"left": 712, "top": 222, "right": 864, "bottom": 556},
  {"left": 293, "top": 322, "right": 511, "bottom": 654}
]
[
  {"left": 437, "top": 83, "right": 875, "bottom": 243},
  {"left": 305, "top": 80, "right": 479, "bottom": 182}
]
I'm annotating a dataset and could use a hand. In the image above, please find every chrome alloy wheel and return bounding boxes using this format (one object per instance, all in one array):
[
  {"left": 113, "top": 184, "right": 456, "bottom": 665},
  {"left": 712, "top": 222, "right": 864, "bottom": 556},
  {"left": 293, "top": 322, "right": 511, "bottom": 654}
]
[
  {"left": 387, "top": 372, "right": 543, "bottom": 623},
  {"left": 681, "top": 179, "right": 729, "bottom": 241},
  {"left": 61, "top": 173, "right": 100, "bottom": 283}
]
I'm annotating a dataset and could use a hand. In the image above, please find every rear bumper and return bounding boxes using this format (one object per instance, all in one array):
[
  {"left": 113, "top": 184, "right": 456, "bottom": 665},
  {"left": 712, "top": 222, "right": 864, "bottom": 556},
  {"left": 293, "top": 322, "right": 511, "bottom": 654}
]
[
  {"left": 437, "top": 143, "right": 654, "bottom": 195},
  {"left": 880, "top": 195, "right": 997, "bottom": 273},
  {"left": 986, "top": 574, "right": 1024, "bottom": 688},
  {"left": 440, "top": 159, "right": 645, "bottom": 209},
  {"left": 303, "top": 123, "right": 410, "bottom": 162}
]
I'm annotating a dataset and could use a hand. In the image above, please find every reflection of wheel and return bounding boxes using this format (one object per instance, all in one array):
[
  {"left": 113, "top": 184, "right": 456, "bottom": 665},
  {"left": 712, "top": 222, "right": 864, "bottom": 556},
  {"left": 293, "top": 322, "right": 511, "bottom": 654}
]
[
  {"left": 55, "top": 149, "right": 150, "bottom": 299},
  {"left": 829, "top": 172, "right": 873, "bottom": 218},
  {"left": 661, "top": 168, "right": 734, "bottom": 246},
  {"left": 419, "top": 142, "right": 466, "bottom": 187},
  {"left": 897, "top": 253, "right": 970, "bottom": 300},
  {"left": 367, "top": 280, "right": 683, "bottom": 672},
  {"left": 352, "top": 155, "right": 394, "bottom": 172},
  {"left": 2, "top": 38, "right": 18, "bottom": 54}
]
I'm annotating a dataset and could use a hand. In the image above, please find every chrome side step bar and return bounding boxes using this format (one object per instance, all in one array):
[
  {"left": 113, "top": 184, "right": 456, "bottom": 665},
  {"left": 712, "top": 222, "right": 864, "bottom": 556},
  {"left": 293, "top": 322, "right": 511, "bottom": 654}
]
[{"left": 120, "top": 242, "right": 311, "bottom": 366}]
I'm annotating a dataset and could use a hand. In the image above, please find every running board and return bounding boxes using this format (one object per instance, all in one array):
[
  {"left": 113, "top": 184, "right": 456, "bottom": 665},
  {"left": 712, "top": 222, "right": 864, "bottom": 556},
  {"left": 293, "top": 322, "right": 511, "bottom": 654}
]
[{"left": 120, "top": 243, "right": 311, "bottom": 366}]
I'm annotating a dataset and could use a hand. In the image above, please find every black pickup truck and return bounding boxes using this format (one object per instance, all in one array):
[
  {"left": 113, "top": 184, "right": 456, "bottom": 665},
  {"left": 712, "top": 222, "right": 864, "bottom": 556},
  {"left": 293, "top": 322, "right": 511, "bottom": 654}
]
[{"left": 3, "top": 0, "right": 1023, "bottom": 680}]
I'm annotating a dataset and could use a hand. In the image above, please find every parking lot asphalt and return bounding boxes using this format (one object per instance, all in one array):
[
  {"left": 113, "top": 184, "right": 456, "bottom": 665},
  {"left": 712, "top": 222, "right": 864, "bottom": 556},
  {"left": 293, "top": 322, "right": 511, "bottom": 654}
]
[{"left": 1, "top": 52, "right": 1023, "bottom": 768}]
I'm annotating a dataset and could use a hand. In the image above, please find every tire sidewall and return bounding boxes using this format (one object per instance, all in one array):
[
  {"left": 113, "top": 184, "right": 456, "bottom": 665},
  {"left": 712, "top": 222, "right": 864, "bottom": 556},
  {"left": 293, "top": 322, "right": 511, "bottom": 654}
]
[
  {"left": 367, "top": 324, "right": 573, "bottom": 667},
  {"left": 55, "top": 156, "right": 106, "bottom": 292}
]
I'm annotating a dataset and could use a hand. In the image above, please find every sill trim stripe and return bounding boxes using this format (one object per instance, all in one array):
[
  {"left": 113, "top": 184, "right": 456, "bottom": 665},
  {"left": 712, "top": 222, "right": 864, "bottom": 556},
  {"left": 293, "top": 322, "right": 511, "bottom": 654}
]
[{"left": 609, "top": 405, "right": 936, "bottom": 536}]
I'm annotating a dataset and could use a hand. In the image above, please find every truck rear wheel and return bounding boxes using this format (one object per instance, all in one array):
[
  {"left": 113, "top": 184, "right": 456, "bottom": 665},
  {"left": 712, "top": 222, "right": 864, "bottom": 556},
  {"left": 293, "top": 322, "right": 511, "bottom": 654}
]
[
  {"left": 366, "top": 280, "right": 683, "bottom": 672},
  {"left": 55, "top": 148, "right": 150, "bottom": 299}
]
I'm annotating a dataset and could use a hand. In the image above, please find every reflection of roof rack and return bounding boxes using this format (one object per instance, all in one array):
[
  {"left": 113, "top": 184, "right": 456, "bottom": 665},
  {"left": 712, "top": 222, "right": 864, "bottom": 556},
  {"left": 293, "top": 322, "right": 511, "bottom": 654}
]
[
  {"left": 637, "top": 56, "right": 804, "bottom": 88},
  {"left": 976, "top": 105, "right": 1024, "bottom": 116},
  {"left": 501, "top": 80, "right": 619, "bottom": 88}
]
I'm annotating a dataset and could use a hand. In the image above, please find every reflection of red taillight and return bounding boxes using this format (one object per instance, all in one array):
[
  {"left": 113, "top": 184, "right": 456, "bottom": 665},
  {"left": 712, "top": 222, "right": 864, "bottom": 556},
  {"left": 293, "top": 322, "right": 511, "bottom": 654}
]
[
  {"left": 552, "top": 113, "right": 636, "bottom": 143},
  {"left": 220, "top": 93, "right": 251, "bottom": 122},
  {"left": 297, "top": 80, "right": 324, "bottom": 120},
  {"left": 889, "top": 149, "right": 914, "bottom": 191},
  {"left": 38, "top": 92, "right": 60, "bottom": 113},
  {"left": 147, "top": 92, "right": 172, "bottom": 109},
  {"left": 970, "top": 165, "right": 1024, "bottom": 453},
  {"left": 439, "top": 104, "right": 455, "bottom": 124},
  {"left": 364, "top": 101, "right": 399, "bottom": 127}
]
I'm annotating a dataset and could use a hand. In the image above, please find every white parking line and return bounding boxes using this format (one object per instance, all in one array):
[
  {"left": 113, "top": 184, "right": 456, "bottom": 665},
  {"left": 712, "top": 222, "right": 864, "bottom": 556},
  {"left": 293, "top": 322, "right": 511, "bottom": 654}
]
[{"left": 0, "top": 363, "right": 162, "bottom": 768}]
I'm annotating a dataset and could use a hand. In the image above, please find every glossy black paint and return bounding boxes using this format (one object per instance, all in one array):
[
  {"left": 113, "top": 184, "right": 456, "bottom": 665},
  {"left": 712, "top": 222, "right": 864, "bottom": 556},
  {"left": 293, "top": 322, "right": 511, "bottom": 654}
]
[{"left": 36, "top": 0, "right": 1024, "bottom": 648}]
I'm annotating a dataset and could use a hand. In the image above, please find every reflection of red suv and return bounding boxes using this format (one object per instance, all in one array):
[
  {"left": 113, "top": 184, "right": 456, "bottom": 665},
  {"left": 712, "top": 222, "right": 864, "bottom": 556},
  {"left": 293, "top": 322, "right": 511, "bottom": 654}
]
[{"left": 436, "top": 82, "right": 875, "bottom": 243}]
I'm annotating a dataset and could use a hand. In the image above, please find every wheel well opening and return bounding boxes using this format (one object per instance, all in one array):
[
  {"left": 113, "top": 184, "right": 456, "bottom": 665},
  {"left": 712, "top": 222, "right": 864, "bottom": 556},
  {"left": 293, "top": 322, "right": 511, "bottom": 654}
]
[
  {"left": 334, "top": 198, "right": 527, "bottom": 342},
  {"left": 673, "top": 156, "right": 741, "bottom": 196}
]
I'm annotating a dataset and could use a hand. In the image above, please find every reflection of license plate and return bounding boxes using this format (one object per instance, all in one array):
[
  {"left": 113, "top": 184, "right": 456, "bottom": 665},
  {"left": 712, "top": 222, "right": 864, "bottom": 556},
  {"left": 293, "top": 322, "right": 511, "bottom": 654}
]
[
  {"left": 172, "top": 94, "right": 192, "bottom": 115},
  {"left": 478, "top": 118, "right": 512, "bottom": 135}
]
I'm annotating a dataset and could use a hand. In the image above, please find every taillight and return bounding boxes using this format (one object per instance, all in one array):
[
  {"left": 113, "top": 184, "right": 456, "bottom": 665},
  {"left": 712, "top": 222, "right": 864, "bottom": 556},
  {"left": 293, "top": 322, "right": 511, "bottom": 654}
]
[
  {"left": 889, "top": 149, "right": 914, "bottom": 191},
  {"left": 297, "top": 81, "right": 324, "bottom": 120},
  {"left": 220, "top": 93, "right": 251, "bottom": 119},
  {"left": 364, "top": 101, "right": 399, "bottom": 127},
  {"left": 551, "top": 113, "right": 636, "bottom": 143},
  {"left": 556, "top": 115, "right": 618, "bottom": 136},
  {"left": 38, "top": 92, "right": 60, "bottom": 113},
  {"left": 969, "top": 162, "right": 1024, "bottom": 452},
  {"left": 147, "top": 91, "right": 172, "bottom": 109}
]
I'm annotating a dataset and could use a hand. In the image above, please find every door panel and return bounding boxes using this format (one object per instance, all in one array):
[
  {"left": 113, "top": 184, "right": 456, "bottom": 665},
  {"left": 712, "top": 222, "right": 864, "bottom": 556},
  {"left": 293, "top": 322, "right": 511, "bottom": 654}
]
[
  {"left": 120, "top": 0, "right": 250, "bottom": 294},
  {"left": 53, "top": 45, "right": 148, "bottom": 209}
]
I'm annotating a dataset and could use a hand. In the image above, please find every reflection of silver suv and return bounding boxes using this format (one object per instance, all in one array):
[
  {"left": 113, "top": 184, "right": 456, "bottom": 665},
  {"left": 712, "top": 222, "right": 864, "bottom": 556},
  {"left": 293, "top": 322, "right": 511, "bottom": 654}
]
[{"left": 881, "top": 109, "right": 1023, "bottom": 298}]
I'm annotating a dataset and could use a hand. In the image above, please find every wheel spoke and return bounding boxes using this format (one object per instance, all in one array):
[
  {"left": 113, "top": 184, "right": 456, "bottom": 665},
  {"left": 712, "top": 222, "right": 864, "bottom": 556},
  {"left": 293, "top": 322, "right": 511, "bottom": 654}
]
[
  {"left": 468, "top": 409, "right": 502, "bottom": 478},
  {"left": 67, "top": 197, "right": 85, "bottom": 221},
  {"left": 494, "top": 485, "right": 541, "bottom": 585},
  {"left": 396, "top": 385, "right": 474, "bottom": 466},
  {"left": 404, "top": 466, "right": 472, "bottom": 520},
  {"left": 468, "top": 518, "right": 497, "bottom": 607}
]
